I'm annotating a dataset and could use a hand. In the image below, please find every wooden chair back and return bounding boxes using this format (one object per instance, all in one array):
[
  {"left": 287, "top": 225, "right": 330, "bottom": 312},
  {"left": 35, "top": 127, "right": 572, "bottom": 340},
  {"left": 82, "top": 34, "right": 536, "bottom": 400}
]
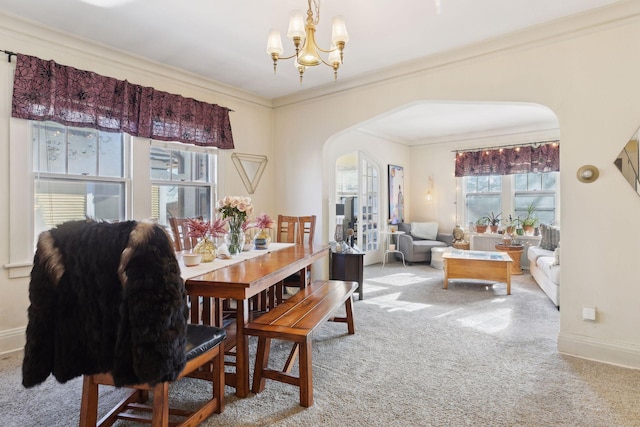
[
  {"left": 276, "top": 215, "right": 316, "bottom": 244},
  {"left": 297, "top": 215, "right": 316, "bottom": 245},
  {"left": 276, "top": 215, "right": 300, "bottom": 243},
  {"left": 169, "top": 217, "right": 200, "bottom": 251}
]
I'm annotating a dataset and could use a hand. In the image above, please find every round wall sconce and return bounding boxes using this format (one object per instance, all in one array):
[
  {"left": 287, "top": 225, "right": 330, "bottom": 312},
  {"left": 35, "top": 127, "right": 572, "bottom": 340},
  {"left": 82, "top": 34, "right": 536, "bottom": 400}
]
[{"left": 576, "top": 164, "right": 599, "bottom": 183}]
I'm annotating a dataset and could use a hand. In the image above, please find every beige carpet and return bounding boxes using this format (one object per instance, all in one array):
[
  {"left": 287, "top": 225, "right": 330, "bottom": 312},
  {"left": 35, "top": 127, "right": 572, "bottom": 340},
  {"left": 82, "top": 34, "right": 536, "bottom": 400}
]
[{"left": 2, "top": 261, "right": 639, "bottom": 426}]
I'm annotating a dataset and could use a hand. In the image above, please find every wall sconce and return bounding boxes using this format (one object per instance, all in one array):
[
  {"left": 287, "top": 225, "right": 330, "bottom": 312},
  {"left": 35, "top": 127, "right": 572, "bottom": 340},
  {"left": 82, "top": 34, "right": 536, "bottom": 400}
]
[
  {"left": 425, "top": 176, "right": 433, "bottom": 201},
  {"left": 577, "top": 164, "right": 599, "bottom": 183}
]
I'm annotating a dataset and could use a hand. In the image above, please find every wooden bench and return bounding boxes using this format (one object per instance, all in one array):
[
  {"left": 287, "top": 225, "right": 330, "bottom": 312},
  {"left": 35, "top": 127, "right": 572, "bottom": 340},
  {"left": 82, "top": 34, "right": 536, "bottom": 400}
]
[{"left": 244, "top": 280, "right": 357, "bottom": 407}]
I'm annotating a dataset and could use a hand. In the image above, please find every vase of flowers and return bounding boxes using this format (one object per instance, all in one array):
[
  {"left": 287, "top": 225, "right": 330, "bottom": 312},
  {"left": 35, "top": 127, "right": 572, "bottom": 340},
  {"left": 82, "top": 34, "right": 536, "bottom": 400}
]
[
  {"left": 218, "top": 196, "right": 253, "bottom": 255},
  {"left": 253, "top": 213, "right": 274, "bottom": 250},
  {"left": 186, "top": 218, "right": 227, "bottom": 263}
]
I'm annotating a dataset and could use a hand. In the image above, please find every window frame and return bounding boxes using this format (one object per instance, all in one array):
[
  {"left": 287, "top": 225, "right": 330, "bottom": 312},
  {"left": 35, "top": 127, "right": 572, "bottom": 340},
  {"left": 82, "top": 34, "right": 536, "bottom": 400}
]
[
  {"left": 7, "top": 119, "right": 218, "bottom": 278},
  {"left": 462, "top": 172, "right": 559, "bottom": 229}
]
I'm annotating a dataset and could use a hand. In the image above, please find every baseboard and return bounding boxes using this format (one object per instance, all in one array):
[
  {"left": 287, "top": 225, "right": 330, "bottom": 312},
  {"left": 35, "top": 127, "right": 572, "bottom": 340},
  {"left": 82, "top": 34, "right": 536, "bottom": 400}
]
[
  {"left": 558, "top": 331, "right": 640, "bottom": 370},
  {"left": 0, "top": 327, "right": 25, "bottom": 355}
]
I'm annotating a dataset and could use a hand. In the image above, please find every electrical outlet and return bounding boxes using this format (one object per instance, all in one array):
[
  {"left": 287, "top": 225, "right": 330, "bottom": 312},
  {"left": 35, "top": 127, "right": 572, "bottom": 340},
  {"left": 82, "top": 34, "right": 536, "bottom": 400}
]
[{"left": 582, "top": 306, "right": 597, "bottom": 321}]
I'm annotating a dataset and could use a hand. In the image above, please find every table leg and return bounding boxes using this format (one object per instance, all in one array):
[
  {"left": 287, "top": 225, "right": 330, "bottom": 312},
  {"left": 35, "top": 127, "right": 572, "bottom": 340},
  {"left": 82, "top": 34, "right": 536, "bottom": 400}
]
[{"left": 235, "top": 298, "right": 250, "bottom": 398}]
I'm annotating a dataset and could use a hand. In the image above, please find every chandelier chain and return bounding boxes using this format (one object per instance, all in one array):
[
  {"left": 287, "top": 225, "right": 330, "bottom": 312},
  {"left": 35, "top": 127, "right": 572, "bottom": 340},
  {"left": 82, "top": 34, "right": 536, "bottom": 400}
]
[{"left": 310, "top": 0, "right": 320, "bottom": 25}]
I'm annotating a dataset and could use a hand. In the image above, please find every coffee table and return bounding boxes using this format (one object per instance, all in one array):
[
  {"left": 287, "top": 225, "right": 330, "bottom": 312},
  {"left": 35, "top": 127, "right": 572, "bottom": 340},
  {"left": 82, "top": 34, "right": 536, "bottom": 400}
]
[{"left": 442, "top": 249, "right": 513, "bottom": 295}]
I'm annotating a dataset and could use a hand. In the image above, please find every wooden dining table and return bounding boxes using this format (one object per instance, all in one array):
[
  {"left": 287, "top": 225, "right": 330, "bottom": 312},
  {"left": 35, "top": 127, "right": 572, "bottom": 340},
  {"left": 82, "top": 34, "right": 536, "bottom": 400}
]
[{"left": 184, "top": 243, "right": 329, "bottom": 398}]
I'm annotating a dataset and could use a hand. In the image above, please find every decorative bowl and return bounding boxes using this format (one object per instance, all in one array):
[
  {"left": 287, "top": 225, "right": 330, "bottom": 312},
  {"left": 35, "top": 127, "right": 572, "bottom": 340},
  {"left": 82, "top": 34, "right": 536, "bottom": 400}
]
[{"left": 182, "top": 253, "right": 202, "bottom": 267}]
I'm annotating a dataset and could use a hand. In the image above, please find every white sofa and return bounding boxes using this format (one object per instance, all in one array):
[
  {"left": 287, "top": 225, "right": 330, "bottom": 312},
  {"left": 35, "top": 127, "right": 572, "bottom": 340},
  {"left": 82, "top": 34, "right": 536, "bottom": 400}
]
[{"left": 528, "top": 246, "right": 560, "bottom": 308}]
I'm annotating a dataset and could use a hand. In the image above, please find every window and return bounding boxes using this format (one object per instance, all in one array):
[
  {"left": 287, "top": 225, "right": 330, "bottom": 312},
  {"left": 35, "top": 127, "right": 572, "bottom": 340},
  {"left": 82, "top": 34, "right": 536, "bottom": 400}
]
[
  {"left": 150, "top": 143, "right": 216, "bottom": 224},
  {"left": 31, "top": 121, "right": 217, "bottom": 246},
  {"left": 32, "top": 122, "right": 126, "bottom": 241},
  {"left": 465, "top": 175, "right": 502, "bottom": 223},
  {"left": 464, "top": 172, "right": 559, "bottom": 226},
  {"left": 514, "top": 173, "right": 557, "bottom": 225}
]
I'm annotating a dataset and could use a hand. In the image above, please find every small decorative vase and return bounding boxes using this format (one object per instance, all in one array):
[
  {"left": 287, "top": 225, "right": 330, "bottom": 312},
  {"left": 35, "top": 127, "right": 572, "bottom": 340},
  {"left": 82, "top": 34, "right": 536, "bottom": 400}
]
[
  {"left": 225, "top": 216, "right": 244, "bottom": 255},
  {"left": 193, "top": 236, "right": 216, "bottom": 262},
  {"left": 243, "top": 234, "right": 253, "bottom": 251},
  {"left": 253, "top": 228, "right": 271, "bottom": 250}
]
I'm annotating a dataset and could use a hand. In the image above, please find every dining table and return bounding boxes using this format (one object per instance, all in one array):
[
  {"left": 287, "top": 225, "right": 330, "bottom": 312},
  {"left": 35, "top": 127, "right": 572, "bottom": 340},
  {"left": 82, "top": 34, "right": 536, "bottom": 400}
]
[{"left": 181, "top": 243, "right": 329, "bottom": 398}]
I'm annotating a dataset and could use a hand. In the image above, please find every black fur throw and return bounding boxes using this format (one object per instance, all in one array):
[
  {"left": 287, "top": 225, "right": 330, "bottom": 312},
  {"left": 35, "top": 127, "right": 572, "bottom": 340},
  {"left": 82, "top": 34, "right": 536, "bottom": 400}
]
[{"left": 22, "top": 219, "right": 188, "bottom": 388}]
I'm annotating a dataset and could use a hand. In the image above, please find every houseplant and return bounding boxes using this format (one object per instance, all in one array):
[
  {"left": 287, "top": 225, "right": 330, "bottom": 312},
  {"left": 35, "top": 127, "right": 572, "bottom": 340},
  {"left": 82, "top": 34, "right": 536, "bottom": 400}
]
[
  {"left": 520, "top": 203, "right": 538, "bottom": 235},
  {"left": 475, "top": 217, "right": 489, "bottom": 234},
  {"left": 483, "top": 212, "right": 501, "bottom": 233}
]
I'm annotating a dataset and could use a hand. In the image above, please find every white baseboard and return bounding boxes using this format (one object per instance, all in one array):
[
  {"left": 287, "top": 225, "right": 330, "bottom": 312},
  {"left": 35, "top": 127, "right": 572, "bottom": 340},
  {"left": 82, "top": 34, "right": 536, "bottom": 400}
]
[
  {"left": 558, "top": 331, "right": 640, "bottom": 370},
  {"left": 0, "top": 327, "right": 25, "bottom": 355}
]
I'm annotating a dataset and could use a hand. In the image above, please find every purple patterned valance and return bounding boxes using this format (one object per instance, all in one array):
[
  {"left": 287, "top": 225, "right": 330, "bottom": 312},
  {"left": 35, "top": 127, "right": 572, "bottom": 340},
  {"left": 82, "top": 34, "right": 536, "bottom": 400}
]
[
  {"left": 11, "top": 54, "right": 234, "bottom": 149},
  {"left": 455, "top": 142, "right": 559, "bottom": 177}
]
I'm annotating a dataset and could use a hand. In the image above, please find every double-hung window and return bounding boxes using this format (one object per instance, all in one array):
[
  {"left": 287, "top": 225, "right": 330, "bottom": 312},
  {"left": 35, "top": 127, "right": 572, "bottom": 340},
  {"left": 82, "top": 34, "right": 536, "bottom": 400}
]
[
  {"left": 30, "top": 121, "right": 217, "bottom": 247},
  {"left": 464, "top": 172, "right": 558, "bottom": 226},
  {"left": 150, "top": 143, "right": 216, "bottom": 224},
  {"left": 32, "top": 122, "right": 127, "bottom": 242}
]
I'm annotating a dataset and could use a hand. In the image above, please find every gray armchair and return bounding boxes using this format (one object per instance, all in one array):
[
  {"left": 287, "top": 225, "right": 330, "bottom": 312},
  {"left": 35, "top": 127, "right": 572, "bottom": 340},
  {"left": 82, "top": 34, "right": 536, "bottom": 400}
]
[{"left": 395, "top": 222, "right": 453, "bottom": 264}]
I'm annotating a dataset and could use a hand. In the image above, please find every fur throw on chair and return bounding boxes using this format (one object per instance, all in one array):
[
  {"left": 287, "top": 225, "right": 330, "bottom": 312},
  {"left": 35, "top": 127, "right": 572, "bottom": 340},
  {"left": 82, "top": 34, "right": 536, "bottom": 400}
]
[{"left": 22, "top": 220, "right": 188, "bottom": 388}]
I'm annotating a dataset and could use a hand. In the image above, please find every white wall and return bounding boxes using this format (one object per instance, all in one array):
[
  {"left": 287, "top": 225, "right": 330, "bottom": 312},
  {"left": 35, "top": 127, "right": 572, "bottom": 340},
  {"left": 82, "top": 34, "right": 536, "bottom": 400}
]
[
  {"left": 0, "top": 14, "right": 275, "bottom": 353},
  {"left": 273, "top": 4, "right": 640, "bottom": 368}
]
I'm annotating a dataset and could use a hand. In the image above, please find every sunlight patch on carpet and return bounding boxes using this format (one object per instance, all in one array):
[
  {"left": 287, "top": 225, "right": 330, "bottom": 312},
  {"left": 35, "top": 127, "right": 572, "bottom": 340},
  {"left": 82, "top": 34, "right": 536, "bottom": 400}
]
[
  {"left": 366, "top": 273, "right": 433, "bottom": 287},
  {"left": 456, "top": 308, "right": 512, "bottom": 333},
  {"left": 363, "top": 291, "right": 431, "bottom": 312}
]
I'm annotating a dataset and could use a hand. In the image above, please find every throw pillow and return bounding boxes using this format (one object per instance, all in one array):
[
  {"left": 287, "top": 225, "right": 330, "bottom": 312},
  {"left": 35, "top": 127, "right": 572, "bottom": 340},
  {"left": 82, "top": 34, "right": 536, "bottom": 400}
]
[
  {"left": 553, "top": 247, "right": 560, "bottom": 266},
  {"left": 539, "top": 224, "right": 560, "bottom": 251},
  {"left": 411, "top": 222, "right": 438, "bottom": 240}
]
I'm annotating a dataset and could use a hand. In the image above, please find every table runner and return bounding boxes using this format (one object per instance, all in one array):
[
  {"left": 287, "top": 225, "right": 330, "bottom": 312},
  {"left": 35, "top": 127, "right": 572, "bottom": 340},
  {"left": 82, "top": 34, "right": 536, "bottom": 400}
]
[{"left": 179, "top": 242, "right": 294, "bottom": 280}]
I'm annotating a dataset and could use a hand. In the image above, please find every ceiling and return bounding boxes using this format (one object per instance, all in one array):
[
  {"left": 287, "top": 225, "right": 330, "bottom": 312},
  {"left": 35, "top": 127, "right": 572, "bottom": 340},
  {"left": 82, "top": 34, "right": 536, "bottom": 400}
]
[{"left": 0, "top": 0, "right": 619, "bottom": 144}]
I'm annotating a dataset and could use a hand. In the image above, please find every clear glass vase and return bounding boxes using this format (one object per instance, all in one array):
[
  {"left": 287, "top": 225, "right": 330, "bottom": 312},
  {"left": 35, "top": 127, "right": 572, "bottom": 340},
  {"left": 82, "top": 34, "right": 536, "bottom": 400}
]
[
  {"left": 225, "top": 216, "right": 245, "bottom": 255},
  {"left": 193, "top": 236, "right": 216, "bottom": 262},
  {"left": 253, "top": 228, "right": 271, "bottom": 250}
]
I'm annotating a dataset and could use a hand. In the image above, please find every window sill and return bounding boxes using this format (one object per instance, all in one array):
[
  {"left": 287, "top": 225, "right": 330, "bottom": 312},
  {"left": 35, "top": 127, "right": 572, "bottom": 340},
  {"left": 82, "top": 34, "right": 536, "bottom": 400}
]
[{"left": 4, "top": 262, "right": 33, "bottom": 279}]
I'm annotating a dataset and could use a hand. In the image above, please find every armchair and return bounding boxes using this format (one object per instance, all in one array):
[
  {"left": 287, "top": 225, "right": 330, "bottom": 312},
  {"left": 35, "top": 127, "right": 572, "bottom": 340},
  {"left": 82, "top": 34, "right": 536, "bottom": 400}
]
[{"left": 396, "top": 222, "right": 453, "bottom": 264}]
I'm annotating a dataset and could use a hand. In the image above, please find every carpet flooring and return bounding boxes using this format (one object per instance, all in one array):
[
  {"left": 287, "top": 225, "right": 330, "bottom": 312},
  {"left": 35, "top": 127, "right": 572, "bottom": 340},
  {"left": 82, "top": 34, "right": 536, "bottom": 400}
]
[{"left": 2, "top": 261, "right": 639, "bottom": 426}]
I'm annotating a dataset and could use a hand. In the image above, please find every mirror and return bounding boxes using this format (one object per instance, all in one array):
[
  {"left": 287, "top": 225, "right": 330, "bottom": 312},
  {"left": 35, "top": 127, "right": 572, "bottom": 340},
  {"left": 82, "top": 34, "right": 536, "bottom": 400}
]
[
  {"left": 614, "top": 130, "right": 640, "bottom": 195},
  {"left": 231, "top": 153, "right": 268, "bottom": 194}
]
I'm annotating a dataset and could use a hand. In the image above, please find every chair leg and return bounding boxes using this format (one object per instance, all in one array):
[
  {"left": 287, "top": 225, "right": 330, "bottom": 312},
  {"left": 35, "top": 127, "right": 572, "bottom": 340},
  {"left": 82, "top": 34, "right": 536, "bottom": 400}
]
[
  {"left": 252, "top": 337, "right": 271, "bottom": 394},
  {"left": 345, "top": 296, "right": 356, "bottom": 335},
  {"left": 213, "top": 345, "right": 225, "bottom": 414},
  {"left": 79, "top": 375, "right": 98, "bottom": 426},
  {"left": 299, "top": 339, "right": 313, "bottom": 407},
  {"left": 151, "top": 382, "right": 170, "bottom": 427}
]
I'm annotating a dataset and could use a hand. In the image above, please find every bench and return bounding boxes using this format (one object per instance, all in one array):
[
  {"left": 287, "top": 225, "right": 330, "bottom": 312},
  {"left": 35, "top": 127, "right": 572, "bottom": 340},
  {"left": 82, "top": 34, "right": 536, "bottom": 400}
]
[{"left": 244, "top": 280, "right": 357, "bottom": 407}]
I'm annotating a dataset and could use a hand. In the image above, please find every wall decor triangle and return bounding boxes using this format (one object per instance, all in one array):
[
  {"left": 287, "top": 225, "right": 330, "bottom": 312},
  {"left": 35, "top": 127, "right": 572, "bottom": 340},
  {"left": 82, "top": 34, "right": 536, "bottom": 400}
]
[{"left": 231, "top": 153, "right": 268, "bottom": 194}]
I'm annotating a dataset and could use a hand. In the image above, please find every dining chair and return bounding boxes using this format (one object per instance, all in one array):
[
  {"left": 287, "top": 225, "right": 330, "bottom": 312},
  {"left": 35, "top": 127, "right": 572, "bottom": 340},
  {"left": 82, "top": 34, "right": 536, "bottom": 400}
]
[
  {"left": 276, "top": 215, "right": 301, "bottom": 244},
  {"left": 279, "top": 215, "right": 317, "bottom": 293},
  {"left": 22, "top": 219, "right": 226, "bottom": 427},
  {"left": 169, "top": 217, "right": 201, "bottom": 252}
]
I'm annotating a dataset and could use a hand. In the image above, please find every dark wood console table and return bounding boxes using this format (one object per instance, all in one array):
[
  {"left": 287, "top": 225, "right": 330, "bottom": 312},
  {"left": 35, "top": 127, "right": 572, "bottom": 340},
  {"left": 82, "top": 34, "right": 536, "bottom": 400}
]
[{"left": 330, "top": 249, "right": 365, "bottom": 300}]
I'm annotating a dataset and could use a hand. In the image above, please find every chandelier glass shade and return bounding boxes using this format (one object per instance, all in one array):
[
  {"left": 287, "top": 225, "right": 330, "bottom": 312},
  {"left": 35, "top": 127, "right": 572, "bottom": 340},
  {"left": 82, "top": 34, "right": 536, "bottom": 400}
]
[{"left": 267, "top": 0, "right": 349, "bottom": 83}]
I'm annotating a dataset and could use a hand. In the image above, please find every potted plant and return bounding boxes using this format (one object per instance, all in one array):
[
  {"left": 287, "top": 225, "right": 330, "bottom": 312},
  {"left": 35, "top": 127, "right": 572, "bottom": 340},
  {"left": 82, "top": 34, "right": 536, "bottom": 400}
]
[
  {"left": 503, "top": 214, "right": 515, "bottom": 235},
  {"left": 520, "top": 203, "right": 538, "bottom": 235},
  {"left": 483, "top": 212, "right": 501, "bottom": 233},
  {"left": 475, "top": 217, "right": 489, "bottom": 234}
]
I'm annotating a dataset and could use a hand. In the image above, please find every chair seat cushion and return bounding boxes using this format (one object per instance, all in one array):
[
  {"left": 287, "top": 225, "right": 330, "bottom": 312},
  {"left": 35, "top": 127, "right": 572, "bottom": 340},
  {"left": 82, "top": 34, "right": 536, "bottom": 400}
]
[
  {"left": 185, "top": 324, "right": 226, "bottom": 361},
  {"left": 412, "top": 239, "right": 447, "bottom": 255}
]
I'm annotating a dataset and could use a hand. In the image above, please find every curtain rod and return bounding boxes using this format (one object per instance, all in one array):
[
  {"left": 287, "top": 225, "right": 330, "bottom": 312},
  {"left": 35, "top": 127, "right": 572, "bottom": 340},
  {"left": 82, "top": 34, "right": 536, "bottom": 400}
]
[
  {"left": 451, "top": 139, "right": 559, "bottom": 153},
  {"left": 1, "top": 49, "right": 17, "bottom": 62}
]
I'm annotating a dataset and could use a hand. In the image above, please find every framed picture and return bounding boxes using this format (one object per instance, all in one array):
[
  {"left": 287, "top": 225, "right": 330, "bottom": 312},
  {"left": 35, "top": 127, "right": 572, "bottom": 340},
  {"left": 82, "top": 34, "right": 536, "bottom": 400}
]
[{"left": 388, "top": 164, "right": 404, "bottom": 225}]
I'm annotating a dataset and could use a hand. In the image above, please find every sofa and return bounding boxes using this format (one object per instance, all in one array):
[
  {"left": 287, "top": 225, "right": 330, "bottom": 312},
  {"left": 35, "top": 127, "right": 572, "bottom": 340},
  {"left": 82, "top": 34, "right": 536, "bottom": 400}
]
[
  {"left": 527, "top": 224, "right": 560, "bottom": 308},
  {"left": 395, "top": 222, "right": 453, "bottom": 264}
]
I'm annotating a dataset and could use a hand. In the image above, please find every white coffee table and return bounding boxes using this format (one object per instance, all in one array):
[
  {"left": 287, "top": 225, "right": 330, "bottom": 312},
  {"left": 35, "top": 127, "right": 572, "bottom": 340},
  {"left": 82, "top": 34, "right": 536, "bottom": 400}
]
[{"left": 442, "top": 249, "right": 513, "bottom": 294}]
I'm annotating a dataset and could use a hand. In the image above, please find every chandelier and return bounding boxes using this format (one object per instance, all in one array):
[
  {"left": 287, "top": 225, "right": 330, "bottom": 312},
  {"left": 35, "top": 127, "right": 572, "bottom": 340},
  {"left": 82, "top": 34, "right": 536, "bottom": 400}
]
[{"left": 266, "top": 0, "right": 349, "bottom": 83}]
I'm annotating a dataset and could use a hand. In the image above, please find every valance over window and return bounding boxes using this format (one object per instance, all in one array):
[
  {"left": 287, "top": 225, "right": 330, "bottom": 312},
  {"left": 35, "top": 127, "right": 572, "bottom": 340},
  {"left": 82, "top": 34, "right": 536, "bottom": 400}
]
[
  {"left": 11, "top": 54, "right": 234, "bottom": 149},
  {"left": 454, "top": 142, "right": 559, "bottom": 177}
]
